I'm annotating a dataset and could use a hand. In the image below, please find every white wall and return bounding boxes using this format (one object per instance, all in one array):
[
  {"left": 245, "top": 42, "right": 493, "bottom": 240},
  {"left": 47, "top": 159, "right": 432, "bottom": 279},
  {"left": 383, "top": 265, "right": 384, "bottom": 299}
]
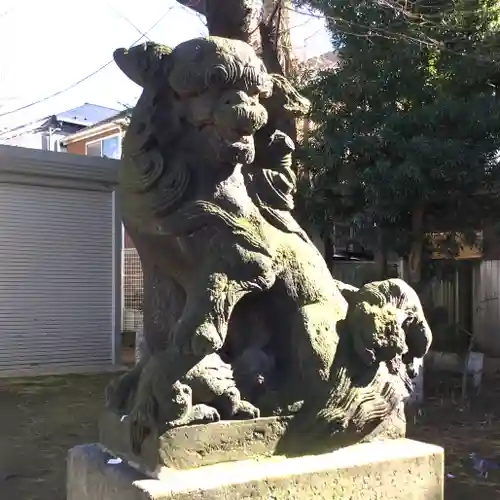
[
  {"left": 0, "top": 131, "right": 68, "bottom": 151},
  {"left": 0, "top": 133, "right": 45, "bottom": 149}
]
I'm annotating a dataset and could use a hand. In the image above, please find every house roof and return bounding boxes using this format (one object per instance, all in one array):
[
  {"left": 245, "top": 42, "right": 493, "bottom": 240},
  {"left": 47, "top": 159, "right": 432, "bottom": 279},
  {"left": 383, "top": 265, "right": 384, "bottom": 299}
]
[
  {"left": 61, "top": 108, "right": 131, "bottom": 145},
  {"left": 54, "top": 103, "right": 121, "bottom": 127},
  {"left": 0, "top": 103, "right": 121, "bottom": 141}
]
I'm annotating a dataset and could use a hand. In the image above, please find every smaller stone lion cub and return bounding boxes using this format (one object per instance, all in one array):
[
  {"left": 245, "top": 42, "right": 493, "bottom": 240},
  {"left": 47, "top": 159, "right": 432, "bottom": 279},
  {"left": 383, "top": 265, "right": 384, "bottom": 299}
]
[{"left": 341, "top": 278, "right": 433, "bottom": 379}]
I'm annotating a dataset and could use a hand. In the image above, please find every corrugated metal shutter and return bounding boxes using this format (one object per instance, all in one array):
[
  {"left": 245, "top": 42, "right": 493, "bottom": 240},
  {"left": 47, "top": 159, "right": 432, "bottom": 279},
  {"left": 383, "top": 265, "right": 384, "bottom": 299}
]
[
  {"left": 0, "top": 183, "right": 114, "bottom": 374},
  {"left": 474, "top": 260, "right": 500, "bottom": 356}
]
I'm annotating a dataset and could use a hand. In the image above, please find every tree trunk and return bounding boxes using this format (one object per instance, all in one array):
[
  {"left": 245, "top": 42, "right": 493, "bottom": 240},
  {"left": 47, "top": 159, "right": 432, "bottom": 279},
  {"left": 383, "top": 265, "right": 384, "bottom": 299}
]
[
  {"left": 176, "top": 0, "right": 293, "bottom": 76},
  {"left": 376, "top": 226, "right": 388, "bottom": 279},
  {"left": 134, "top": 0, "right": 297, "bottom": 356},
  {"left": 407, "top": 204, "right": 425, "bottom": 286}
]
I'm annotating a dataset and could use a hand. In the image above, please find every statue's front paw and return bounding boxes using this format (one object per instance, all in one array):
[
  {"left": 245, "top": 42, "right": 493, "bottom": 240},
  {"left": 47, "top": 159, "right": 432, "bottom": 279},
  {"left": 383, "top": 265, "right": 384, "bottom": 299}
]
[
  {"left": 190, "top": 403, "right": 221, "bottom": 424},
  {"left": 165, "top": 403, "right": 220, "bottom": 429},
  {"left": 234, "top": 400, "right": 261, "bottom": 420}
]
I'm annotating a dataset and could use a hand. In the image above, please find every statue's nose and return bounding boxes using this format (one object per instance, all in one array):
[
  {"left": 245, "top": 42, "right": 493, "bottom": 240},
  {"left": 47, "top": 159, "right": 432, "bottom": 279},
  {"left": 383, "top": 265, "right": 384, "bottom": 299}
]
[{"left": 216, "top": 90, "right": 267, "bottom": 134}]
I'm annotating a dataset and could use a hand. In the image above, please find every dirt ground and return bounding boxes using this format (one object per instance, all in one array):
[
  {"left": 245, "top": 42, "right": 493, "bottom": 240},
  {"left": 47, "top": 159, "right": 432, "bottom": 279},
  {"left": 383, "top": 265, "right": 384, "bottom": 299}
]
[{"left": 1, "top": 373, "right": 500, "bottom": 499}]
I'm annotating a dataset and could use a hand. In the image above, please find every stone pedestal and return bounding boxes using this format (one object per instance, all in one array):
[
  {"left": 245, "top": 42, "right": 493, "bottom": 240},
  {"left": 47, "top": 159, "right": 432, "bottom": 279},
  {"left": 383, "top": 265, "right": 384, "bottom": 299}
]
[
  {"left": 67, "top": 439, "right": 444, "bottom": 500},
  {"left": 99, "top": 411, "right": 292, "bottom": 474}
]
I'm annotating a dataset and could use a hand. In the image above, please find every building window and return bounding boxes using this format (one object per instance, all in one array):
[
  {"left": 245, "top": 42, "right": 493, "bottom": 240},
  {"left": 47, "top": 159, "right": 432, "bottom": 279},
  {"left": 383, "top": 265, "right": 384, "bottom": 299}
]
[{"left": 85, "top": 135, "right": 121, "bottom": 159}]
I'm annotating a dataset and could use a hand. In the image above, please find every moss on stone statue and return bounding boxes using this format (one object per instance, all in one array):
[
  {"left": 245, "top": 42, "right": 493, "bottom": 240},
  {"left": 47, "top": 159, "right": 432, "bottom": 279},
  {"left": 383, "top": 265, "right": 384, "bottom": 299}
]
[{"left": 105, "top": 36, "right": 433, "bottom": 460}]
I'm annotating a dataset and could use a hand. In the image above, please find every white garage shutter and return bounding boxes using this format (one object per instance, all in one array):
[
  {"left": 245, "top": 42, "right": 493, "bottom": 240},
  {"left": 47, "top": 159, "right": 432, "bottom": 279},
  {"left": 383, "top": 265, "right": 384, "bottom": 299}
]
[{"left": 0, "top": 183, "right": 114, "bottom": 374}]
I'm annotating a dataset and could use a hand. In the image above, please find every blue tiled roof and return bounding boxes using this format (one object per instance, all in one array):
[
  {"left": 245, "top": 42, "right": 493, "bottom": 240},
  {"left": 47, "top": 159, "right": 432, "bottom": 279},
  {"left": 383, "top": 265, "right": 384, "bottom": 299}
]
[{"left": 55, "top": 103, "right": 121, "bottom": 127}]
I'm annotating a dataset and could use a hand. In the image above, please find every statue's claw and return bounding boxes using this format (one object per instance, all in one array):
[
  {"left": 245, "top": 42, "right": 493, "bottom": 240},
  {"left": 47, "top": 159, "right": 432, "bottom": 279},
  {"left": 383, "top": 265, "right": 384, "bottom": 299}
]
[
  {"left": 190, "top": 404, "right": 221, "bottom": 424},
  {"left": 234, "top": 400, "right": 261, "bottom": 419}
]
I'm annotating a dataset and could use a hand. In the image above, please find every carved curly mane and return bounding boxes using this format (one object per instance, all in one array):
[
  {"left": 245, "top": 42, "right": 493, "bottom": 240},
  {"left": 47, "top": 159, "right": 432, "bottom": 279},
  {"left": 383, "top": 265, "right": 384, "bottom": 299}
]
[
  {"left": 121, "top": 88, "right": 192, "bottom": 218},
  {"left": 120, "top": 87, "right": 276, "bottom": 260}
]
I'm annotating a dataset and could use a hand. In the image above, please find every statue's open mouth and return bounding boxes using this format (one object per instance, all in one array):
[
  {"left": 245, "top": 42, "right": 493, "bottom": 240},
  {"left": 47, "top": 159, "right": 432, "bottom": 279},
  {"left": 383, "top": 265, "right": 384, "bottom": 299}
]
[
  {"left": 213, "top": 125, "right": 251, "bottom": 143},
  {"left": 196, "top": 121, "right": 254, "bottom": 163},
  {"left": 198, "top": 121, "right": 251, "bottom": 140}
]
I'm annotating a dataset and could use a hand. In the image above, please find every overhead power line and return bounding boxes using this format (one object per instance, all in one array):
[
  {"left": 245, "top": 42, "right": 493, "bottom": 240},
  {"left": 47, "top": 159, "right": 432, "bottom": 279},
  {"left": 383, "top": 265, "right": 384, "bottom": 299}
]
[
  {"left": 105, "top": 2, "right": 153, "bottom": 42},
  {"left": 0, "top": 7, "right": 174, "bottom": 119}
]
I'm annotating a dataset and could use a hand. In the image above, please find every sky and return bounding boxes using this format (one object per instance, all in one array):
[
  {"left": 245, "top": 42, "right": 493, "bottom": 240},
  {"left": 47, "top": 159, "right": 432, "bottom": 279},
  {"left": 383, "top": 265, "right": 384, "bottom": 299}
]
[{"left": 0, "top": 0, "right": 331, "bottom": 131}]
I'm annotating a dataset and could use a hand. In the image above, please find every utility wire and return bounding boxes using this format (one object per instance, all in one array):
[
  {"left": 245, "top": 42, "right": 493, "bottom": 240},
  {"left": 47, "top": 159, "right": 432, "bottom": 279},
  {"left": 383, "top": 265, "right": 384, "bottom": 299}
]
[
  {"left": 6, "top": 0, "right": 493, "bottom": 121},
  {"left": 105, "top": 2, "right": 152, "bottom": 42},
  {"left": 0, "top": 7, "right": 174, "bottom": 119}
]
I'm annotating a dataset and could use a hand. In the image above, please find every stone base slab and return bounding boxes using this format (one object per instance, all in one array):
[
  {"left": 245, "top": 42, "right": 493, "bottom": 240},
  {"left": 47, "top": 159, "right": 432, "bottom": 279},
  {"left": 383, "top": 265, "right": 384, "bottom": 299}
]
[
  {"left": 67, "top": 439, "right": 444, "bottom": 500},
  {"left": 99, "top": 410, "right": 291, "bottom": 473}
]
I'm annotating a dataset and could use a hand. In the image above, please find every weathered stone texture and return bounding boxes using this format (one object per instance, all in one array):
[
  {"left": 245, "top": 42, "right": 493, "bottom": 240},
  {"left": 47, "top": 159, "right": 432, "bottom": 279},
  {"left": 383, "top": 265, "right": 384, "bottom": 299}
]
[
  {"left": 68, "top": 440, "right": 444, "bottom": 500},
  {"left": 106, "top": 35, "right": 434, "bottom": 457},
  {"left": 99, "top": 411, "right": 291, "bottom": 473}
]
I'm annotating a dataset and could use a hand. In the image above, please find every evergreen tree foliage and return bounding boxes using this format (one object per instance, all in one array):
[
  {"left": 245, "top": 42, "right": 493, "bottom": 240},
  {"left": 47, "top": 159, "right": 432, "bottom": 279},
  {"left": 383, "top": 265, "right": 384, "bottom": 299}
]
[{"left": 298, "top": 0, "right": 500, "bottom": 276}]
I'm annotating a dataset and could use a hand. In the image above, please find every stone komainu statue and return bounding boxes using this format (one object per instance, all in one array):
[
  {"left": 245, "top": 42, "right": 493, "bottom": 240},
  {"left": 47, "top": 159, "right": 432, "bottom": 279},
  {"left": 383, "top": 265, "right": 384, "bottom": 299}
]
[
  {"left": 340, "top": 278, "right": 432, "bottom": 378},
  {"left": 106, "top": 36, "right": 432, "bottom": 455}
]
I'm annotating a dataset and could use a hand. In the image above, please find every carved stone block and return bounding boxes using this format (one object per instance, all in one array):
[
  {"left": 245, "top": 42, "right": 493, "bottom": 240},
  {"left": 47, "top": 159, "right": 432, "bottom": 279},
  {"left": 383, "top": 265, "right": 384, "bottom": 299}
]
[
  {"left": 99, "top": 410, "right": 292, "bottom": 474},
  {"left": 68, "top": 439, "right": 444, "bottom": 500}
]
